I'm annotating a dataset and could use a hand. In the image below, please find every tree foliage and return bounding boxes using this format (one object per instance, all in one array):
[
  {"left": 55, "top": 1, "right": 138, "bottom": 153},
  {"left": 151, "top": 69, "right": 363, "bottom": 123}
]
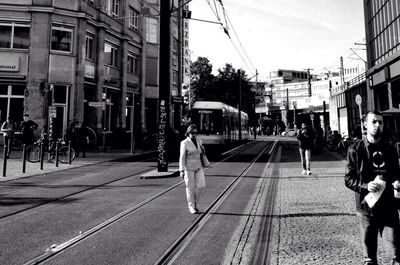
[{"left": 186, "top": 57, "right": 264, "bottom": 126}]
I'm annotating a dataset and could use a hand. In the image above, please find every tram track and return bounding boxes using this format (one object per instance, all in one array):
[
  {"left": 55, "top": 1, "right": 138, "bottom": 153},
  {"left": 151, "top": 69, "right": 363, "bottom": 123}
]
[
  {"left": 20, "top": 141, "right": 258, "bottom": 265},
  {"left": 0, "top": 155, "right": 157, "bottom": 198},
  {"left": 155, "top": 141, "right": 277, "bottom": 265}
]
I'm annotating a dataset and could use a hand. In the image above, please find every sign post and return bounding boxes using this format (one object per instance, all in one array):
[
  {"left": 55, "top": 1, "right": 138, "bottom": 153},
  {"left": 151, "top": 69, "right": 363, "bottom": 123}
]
[{"left": 355, "top": 94, "right": 364, "bottom": 137}]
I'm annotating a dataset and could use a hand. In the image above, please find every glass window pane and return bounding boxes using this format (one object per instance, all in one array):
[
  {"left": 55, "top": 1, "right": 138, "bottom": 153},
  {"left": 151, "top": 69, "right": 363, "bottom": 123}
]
[
  {"left": 53, "top": 85, "right": 67, "bottom": 104},
  {"left": 0, "top": 85, "right": 8, "bottom": 95},
  {"left": 13, "top": 26, "right": 30, "bottom": 49},
  {"left": 104, "top": 43, "right": 112, "bottom": 65},
  {"left": 0, "top": 98, "right": 7, "bottom": 122},
  {"left": 11, "top": 85, "right": 25, "bottom": 96},
  {"left": 51, "top": 28, "right": 72, "bottom": 52},
  {"left": 0, "top": 25, "right": 12, "bottom": 48},
  {"left": 85, "top": 36, "right": 93, "bottom": 59},
  {"left": 9, "top": 98, "right": 24, "bottom": 123}
]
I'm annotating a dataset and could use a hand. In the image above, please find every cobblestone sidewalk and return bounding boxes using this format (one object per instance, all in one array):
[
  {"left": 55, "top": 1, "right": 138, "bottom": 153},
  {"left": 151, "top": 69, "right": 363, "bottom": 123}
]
[{"left": 269, "top": 139, "right": 391, "bottom": 265}]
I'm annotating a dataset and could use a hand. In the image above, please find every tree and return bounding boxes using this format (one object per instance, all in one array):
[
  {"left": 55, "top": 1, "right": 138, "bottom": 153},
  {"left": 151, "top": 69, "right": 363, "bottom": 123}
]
[
  {"left": 188, "top": 58, "right": 263, "bottom": 126},
  {"left": 189, "top": 57, "right": 215, "bottom": 104}
]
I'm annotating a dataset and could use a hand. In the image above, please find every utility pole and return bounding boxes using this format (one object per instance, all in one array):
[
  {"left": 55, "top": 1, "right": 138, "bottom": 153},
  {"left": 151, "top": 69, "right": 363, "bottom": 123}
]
[
  {"left": 238, "top": 69, "right": 242, "bottom": 141},
  {"left": 304, "top": 68, "right": 313, "bottom": 97},
  {"left": 340, "top": 56, "right": 345, "bottom": 87},
  {"left": 157, "top": 0, "right": 171, "bottom": 172}
]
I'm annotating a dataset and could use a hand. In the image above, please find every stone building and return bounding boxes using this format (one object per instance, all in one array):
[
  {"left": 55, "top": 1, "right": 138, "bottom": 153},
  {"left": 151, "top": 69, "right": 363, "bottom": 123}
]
[{"left": 0, "top": 0, "right": 188, "bottom": 150}]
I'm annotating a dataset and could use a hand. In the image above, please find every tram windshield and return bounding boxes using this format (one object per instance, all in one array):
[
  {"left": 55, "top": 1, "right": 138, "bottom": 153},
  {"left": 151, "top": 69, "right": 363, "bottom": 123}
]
[{"left": 192, "top": 109, "right": 223, "bottom": 135}]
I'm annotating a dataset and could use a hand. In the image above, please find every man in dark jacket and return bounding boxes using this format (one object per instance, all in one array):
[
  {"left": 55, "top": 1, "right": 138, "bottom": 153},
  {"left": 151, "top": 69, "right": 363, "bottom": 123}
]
[
  {"left": 297, "top": 123, "right": 314, "bottom": 175},
  {"left": 20, "top": 114, "right": 38, "bottom": 145},
  {"left": 345, "top": 110, "right": 400, "bottom": 265}
]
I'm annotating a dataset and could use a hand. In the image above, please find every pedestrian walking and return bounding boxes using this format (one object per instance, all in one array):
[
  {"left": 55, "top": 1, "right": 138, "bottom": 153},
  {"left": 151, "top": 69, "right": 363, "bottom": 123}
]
[
  {"left": 179, "top": 124, "right": 206, "bottom": 214},
  {"left": 1, "top": 117, "right": 14, "bottom": 158},
  {"left": 297, "top": 123, "right": 314, "bottom": 175},
  {"left": 345, "top": 110, "right": 400, "bottom": 265},
  {"left": 20, "top": 114, "right": 38, "bottom": 146},
  {"left": 77, "top": 122, "right": 88, "bottom": 158}
]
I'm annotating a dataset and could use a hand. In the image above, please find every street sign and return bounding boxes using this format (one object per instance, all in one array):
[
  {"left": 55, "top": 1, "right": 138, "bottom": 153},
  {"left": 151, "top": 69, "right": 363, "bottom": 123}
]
[
  {"left": 355, "top": 94, "right": 362, "bottom": 106},
  {"left": 89, "top": 102, "right": 105, "bottom": 108},
  {"left": 172, "top": 96, "right": 183, "bottom": 104}
]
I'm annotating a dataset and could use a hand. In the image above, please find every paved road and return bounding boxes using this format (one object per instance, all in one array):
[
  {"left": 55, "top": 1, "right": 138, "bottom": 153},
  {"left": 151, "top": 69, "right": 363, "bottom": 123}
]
[{"left": 0, "top": 137, "right": 393, "bottom": 264}]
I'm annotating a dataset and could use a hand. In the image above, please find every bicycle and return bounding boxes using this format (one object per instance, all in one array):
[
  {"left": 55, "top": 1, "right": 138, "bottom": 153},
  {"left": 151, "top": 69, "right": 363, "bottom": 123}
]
[{"left": 25, "top": 133, "right": 76, "bottom": 163}]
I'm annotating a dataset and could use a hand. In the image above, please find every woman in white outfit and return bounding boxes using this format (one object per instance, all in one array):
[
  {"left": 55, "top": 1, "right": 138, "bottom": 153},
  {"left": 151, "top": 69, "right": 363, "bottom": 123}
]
[{"left": 179, "top": 124, "right": 206, "bottom": 214}]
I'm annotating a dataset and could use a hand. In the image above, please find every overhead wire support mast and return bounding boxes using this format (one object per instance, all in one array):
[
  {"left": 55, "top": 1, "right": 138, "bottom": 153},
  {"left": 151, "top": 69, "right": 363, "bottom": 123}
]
[{"left": 170, "top": 15, "right": 222, "bottom": 25}]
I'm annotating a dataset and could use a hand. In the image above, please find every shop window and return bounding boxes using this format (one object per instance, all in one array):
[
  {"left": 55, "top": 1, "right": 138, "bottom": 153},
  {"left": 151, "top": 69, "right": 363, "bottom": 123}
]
[
  {"left": 51, "top": 26, "right": 73, "bottom": 53},
  {"left": 0, "top": 23, "right": 30, "bottom": 49},
  {"left": 104, "top": 42, "right": 119, "bottom": 67},
  {"left": 0, "top": 85, "right": 24, "bottom": 123}
]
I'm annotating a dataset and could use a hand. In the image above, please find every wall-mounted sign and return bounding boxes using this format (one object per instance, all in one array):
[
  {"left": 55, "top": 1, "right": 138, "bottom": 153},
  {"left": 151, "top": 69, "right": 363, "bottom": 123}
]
[
  {"left": 172, "top": 96, "right": 184, "bottom": 104},
  {"left": 0, "top": 56, "right": 19, "bottom": 72}
]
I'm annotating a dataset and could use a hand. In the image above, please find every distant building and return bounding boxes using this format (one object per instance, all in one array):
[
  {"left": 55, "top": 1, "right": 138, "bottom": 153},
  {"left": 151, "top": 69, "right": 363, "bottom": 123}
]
[
  {"left": 329, "top": 60, "right": 367, "bottom": 136},
  {"left": 265, "top": 69, "right": 339, "bottom": 130}
]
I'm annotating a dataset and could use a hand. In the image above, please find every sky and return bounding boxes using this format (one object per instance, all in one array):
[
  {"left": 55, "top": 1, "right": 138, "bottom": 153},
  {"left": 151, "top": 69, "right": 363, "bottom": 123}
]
[{"left": 188, "top": 0, "right": 366, "bottom": 81}]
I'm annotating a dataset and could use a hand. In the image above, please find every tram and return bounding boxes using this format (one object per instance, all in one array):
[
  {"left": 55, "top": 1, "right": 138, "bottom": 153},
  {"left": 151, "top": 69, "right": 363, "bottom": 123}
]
[{"left": 191, "top": 101, "right": 249, "bottom": 145}]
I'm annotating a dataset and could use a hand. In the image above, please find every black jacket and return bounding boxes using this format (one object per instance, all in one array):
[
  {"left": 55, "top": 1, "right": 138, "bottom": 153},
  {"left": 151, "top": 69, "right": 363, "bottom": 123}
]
[
  {"left": 345, "top": 138, "right": 400, "bottom": 215},
  {"left": 297, "top": 130, "right": 314, "bottom": 150}
]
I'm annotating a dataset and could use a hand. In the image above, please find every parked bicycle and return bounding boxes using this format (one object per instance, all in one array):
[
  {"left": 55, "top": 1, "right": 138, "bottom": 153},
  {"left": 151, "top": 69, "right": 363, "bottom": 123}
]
[{"left": 25, "top": 133, "right": 76, "bottom": 163}]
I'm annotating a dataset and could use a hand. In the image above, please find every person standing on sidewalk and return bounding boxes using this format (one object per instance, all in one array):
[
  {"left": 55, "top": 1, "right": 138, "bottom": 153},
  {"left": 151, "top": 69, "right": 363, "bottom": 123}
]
[
  {"left": 20, "top": 114, "right": 38, "bottom": 146},
  {"left": 297, "top": 123, "right": 314, "bottom": 175},
  {"left": 1, "top": 117, "right": 14, "bottom": 158},
  {"left": 179, "top": 124, "right": 206, "bottom": 214},
  {"left": 345, "top": 110, "right": 400, "bottom": 265}
]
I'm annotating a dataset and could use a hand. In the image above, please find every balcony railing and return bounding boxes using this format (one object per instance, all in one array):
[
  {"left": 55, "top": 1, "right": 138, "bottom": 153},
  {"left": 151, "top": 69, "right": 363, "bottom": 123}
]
[{"left": 330, "top": 72, "right": 366, "bottom": 96}]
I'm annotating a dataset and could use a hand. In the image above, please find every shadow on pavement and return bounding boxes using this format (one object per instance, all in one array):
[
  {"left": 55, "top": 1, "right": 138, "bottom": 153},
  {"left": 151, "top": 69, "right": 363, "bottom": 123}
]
[{"left": 280, "top": 141, "right": 344, "bottom": 163}]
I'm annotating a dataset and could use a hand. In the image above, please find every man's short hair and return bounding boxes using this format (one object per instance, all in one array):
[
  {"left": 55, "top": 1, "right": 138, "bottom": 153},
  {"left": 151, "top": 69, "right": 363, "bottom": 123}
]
[{"left": 364, "top": 110, "right": 382, "bottom": 121}]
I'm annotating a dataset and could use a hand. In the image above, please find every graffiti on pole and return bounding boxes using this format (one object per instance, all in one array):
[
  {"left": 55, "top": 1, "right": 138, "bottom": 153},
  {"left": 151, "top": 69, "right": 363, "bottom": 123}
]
[{"left": 158, "top": 100, "right": 167, "bottom": 171}]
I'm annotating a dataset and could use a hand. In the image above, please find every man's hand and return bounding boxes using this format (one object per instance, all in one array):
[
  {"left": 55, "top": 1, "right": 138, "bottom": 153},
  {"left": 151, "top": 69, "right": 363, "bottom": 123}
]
[
  {"left": 393, "top": 180, "right": 400, "bottom": 190},
  {"left": 368, "top": 181, "right": 382, "bottom": 192},
  {"left": 180, "top": 171, "right": 185, "bottom": 179}
]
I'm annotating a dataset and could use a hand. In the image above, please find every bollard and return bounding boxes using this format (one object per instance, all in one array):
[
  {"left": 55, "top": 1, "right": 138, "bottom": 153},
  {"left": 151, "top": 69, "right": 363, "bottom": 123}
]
[
  {"left": 55, "top": 141, "right": 59, "bottom": 167},
  {"left": 22, "top": 144, "right": 26, "bottom": 173},
  {"left": 40, "top": 142, "right": 44, "bottom": 170},
  {"left": 68, "top": 141, "right": 72, "bottom": 165},
  {"left": 2, "top": 144, "right": 7, "bottom": 177}
]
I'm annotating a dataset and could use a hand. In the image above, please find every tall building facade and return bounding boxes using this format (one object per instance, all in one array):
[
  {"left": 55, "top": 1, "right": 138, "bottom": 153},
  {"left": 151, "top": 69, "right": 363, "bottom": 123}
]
[
  {"left": 0, "top": 0, "right": 187, "bottom": 149},
  {"left": 364, "top": 0, "right": 400, "bottom": 138}
]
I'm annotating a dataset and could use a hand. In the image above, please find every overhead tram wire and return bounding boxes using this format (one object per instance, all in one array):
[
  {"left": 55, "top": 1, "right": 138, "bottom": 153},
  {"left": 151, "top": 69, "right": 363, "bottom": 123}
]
[
  {"left": 223, "top": 6, "right": 257, "bottom": 74},
  {"left": 204, "top": 0, "right": 257, "bottom": 76}
]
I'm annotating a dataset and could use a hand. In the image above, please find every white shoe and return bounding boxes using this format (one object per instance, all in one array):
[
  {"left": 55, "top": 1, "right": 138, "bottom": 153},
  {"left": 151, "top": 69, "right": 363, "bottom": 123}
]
[
  {"left": 302, "top": 170, "right": 307, "bottom": 175},
  {"left": 189, "top": 206, "right": 198, "bottom": 214},
  {"left": 307, "top": 170, "right": 311, "bottom": 175}
]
